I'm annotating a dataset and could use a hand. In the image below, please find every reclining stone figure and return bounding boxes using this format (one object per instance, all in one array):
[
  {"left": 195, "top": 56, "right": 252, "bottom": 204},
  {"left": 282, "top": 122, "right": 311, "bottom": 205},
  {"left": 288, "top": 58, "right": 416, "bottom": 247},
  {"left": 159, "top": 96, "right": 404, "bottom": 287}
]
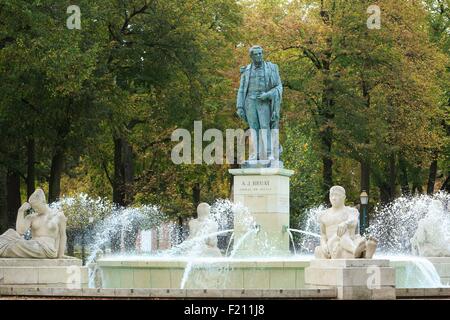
[{"left": 0, "top": 188, "right": 67, "bottom": 259}]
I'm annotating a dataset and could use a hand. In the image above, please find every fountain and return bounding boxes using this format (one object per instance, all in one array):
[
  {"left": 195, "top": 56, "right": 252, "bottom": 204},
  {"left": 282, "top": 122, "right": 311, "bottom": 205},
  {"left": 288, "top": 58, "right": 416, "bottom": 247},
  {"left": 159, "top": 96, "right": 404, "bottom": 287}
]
[
  {"left": 92, "top": 190, "right": 450, "bottom": 297},
  {"left": 2, "top": 186, "right": 447, "bottom": 298},
  {"left": 97, "top": 194, "right": 315, "bottom": 290},
  {"left": 2, "top": 45, "right": 449, "bottom": 300},
  {"left": 93, "top": 44, "right": 450, "bottom": 299}
]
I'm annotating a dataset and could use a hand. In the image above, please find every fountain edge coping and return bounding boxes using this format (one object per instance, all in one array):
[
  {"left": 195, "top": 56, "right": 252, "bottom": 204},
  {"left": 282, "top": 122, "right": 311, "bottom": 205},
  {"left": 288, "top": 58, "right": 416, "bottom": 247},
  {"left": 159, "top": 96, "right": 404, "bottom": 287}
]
[{"left": 96, "top": 258, "right": 311, "bottom": 268}]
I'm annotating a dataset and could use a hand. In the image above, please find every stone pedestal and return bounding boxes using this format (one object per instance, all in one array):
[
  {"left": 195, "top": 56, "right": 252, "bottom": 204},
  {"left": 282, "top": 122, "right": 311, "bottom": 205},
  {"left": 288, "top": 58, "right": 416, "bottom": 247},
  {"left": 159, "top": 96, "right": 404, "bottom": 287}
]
[
  {"left": 305, "top": 259, "right": 396, "bottom": 300},
  {"left": 229, "top": 168, "right": 294, "bottom": 257},
  {"left": 0, "top": 258, "right": 88, "bottom": 288}
]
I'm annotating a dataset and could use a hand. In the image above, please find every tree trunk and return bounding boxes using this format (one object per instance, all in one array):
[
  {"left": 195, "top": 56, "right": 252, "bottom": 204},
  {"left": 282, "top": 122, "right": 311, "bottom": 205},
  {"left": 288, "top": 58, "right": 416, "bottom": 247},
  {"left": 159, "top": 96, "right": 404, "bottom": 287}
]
[
  {"left": 388, "top": 153, "right": 396, "bottom": 199},
  {"left": 6, "top": 169, "right": 21, "bottom": 229},
  {"left": 319, "top": 94, "right": 334, "bottom": 204},
  {"left": 441, "top": 171, "right": 450, "bottom": 192},
  {"left": 48, "top": 149, "right": 64, "bottom": 203},
  {"left": 192, "top": 183, "right": 200, "bottom": 218},
  {"left": 112, "top": 136, "right": 134, "bottom": 252},
  {"left": 398, "top": 157, "right": 410, "bottom": 196},
  {"left": 177, "top": 216, "right": 184, "bottom": 245},
  {"left": 427, "top": 159, "right": 438, "bottom": 195},
  {"left": 380, "top": 154, "right": 396, "bottom": 204},
  {"left": 0, "top": 166, "right": 7, "bottom": 233},
  {"left": 113, "top": 137, "right": 134, "bottom": 206},
  {"left": 322, "top": 154, "right": 333, "bottom": 204},
  {"left": 411, "top": 183, "right": 423, "bottom": 196},
  {"left": 360, "top": 160, "right": 370, "bottom": 194},
  {"left": 319, "top": 58, "right": 334, "bottom": 205},
  {"left": 26, "top": 138, "right": 36, "bottom": 199},
  {"left": 113, "top": 138, "right": 123, "bottom": 205},
  {"left": 378, "top": 183, "right": 391, "bottom": 205},
  {"left": 123, "top": 139, "right": 134, "bottom": 203}
]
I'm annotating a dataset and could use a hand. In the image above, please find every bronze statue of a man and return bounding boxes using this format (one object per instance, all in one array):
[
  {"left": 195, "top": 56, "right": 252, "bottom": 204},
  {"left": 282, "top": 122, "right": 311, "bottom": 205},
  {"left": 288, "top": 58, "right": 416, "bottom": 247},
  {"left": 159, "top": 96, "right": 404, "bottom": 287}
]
[{"left": 236, "top": 45, "right": 283, "bottom": 165}]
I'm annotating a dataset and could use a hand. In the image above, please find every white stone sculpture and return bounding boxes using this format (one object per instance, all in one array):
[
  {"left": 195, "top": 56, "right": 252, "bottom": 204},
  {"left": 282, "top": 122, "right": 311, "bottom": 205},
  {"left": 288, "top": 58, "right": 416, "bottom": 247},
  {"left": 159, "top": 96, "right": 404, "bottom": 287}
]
[
  {"left": 411, "top": 200, "right": 450, "bottom": 257},
  {"left": 0, "top": 188, "right": 67, "bottom": 258},
  {"left": 314, "top": 186, "right": 377, "bottom": 259},
  {"left": 187, "top": 203, "right": 222, "bottom": 257}
]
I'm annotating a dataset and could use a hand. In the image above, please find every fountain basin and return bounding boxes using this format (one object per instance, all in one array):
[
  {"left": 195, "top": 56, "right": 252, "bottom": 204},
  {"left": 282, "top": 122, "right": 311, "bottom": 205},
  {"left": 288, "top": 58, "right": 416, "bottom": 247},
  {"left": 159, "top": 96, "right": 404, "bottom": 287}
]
[
  {"left": 98, "top": 256, "right": 311, "bottom": 289},
  {"left": 387, "top": 256, "right": 450, "bottom": 288},
  {"left": 97, "top": 255, "right": 450, "bottom": 289}
]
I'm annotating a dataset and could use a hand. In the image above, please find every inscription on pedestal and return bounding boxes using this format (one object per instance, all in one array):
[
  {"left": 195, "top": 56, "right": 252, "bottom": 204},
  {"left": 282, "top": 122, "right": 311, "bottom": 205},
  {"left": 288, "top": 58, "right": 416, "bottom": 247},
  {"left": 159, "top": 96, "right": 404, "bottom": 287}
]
[{"left": 238, "top": 179, "right": 272, "bottom": 193}]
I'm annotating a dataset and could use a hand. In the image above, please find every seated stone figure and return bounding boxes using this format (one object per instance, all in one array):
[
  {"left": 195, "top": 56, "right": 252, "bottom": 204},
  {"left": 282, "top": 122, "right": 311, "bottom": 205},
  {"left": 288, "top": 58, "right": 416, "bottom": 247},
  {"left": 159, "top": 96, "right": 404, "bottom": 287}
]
[
  {"left": 315, "top": 186, "right": 377, "bottom": 259},
  {"left": 411, "top": 200, "right": 450, "bottom": 257},
  {"left": 187, "top": 203, "right": 222, "bottom": 257},
  {"left": 0, "top": 188, "right": 67, "bottom": 259}
]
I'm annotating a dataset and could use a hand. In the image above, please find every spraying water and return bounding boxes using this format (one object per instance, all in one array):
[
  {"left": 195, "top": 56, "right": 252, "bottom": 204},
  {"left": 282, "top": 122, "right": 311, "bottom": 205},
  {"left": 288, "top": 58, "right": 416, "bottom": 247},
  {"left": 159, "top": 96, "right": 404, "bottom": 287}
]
[
  {"left": 367, "top": 192, "right": 450, "bottom": 255},
  {"left": 179, "top": 229, "right": 234, "bottom": 289},
  {"left": 52, "top": 194, "right": 169, "bottom": 287},
  {"left": 287, "top": 230, "right": 296, "bottom": 255},
  {"left": 53, "top": 191, "right": 450, "bottom": 290},
  {"left": 384, "top": 255, "right": 447, "bottom": 288},
  {"left": 178, "top": 200, "right": 257, "bottom": 288},
  {"left": 288, "top": 228, "right": 320, "bottom": 239}
]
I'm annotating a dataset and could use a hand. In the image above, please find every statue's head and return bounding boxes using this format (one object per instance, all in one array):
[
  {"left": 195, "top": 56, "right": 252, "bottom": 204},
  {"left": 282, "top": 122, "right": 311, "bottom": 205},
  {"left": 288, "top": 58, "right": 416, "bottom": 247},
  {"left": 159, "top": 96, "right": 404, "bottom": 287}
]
[
  {"left": 249, "top": 45, "right": 264, "bottom": 64},
  {"left": 329, "top": 186, "right": 346, "bottom": 208},
  {"left": 28, "top": 188, "right": 48, "bottom": 213},
  {"left": 197, "top": 202, "right": 211, "bottom": 220}
]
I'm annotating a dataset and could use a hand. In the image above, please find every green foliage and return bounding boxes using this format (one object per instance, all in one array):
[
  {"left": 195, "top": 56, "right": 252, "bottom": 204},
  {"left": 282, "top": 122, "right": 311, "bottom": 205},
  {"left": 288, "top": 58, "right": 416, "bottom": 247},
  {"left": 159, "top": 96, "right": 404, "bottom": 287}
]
[
  {"left": 0, "top": 0, "right": 449, "bottom": 233},
  {"left": 283, "top": 123, "right": 323, "bottom": 227}
]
